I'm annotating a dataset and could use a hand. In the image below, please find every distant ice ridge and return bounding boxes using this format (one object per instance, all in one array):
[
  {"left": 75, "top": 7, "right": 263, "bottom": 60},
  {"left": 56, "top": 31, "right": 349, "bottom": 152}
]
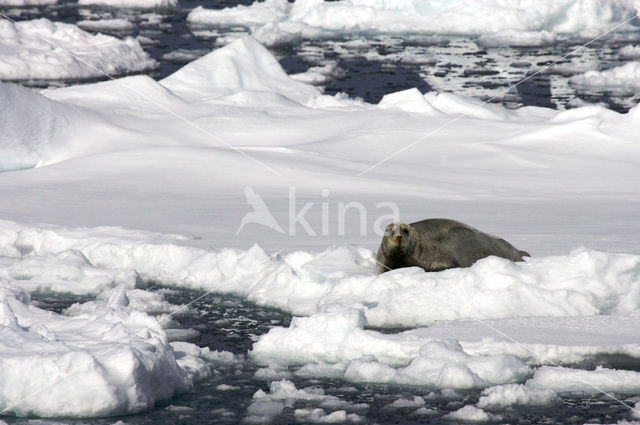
[
  {"left": 188, "top": 0, "right": 640, "bottom": 46},
  {"left": 0, "top": 18, "right": 156, "bottom": 80},
  {"left": 0, "top": 281, "right": 215, "bottom": 417}
]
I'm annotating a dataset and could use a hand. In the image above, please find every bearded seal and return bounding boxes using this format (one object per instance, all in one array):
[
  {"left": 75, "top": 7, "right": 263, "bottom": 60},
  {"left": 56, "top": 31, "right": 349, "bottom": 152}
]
[{"left": 376, "top": 218, "right": 530, "bottom": 274}]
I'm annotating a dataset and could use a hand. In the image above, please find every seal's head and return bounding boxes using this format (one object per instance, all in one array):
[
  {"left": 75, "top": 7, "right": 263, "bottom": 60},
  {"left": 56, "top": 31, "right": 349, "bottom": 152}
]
[{"left": 382, "top": 222, "right": 417, "bottom": 255}]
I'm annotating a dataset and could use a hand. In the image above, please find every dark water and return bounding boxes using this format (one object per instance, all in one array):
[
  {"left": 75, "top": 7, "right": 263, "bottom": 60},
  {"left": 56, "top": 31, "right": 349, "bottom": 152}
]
[
  {"left": 8, "top": 288, "right": 635, "bottom": 425},
  {"left": 2, "top": 2, "right": 640, "bottom": 111}
]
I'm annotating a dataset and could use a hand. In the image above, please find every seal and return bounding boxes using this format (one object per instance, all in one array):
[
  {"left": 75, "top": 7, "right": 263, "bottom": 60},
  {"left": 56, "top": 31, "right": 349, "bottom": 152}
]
[{"left": 376, "top": 218, "right": 530, "bottom": 274}]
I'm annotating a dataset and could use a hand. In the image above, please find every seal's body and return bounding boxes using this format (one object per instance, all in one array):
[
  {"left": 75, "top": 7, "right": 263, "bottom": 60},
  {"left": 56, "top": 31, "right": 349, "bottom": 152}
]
[{"left": 376, "top": 219, "right": 529, "bottom": 274}]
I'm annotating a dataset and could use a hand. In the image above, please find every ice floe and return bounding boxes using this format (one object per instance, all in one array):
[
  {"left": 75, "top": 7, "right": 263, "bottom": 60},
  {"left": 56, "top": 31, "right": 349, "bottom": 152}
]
[
  {"left": 77, "top": 0, "right": 177, "bottom": 8},
  {"left": 620, "top": 45, "right": 640, "bottom": 59},
  {"left": 476, "top": 30, "right": 557, "bottom": 48},
  {"left": 0, "top": 281, "right": 210, "bottom": 417},
  {"left": 570, "top": 62, "right": 640, "bottom": 92},
  {"left": 188, "top": 0, "right": 640, "bottom": 45},
  {"left": 0, "top": 18, "right": 156, "bottom": 80}
]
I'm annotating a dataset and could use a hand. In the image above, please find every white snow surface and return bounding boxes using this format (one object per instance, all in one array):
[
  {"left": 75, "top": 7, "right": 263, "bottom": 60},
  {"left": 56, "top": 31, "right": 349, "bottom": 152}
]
[
  {"left": 188, "top": 0, "right": 640, "bottom": 45},
  {"left": 0, "top": 18, "right": 156, "bottom": 80},
  {"left": 2, "top": 35, "right": 640, "bottom": 416}
]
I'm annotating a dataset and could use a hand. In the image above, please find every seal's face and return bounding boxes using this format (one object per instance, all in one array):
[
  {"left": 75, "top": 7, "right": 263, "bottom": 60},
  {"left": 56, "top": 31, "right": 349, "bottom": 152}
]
[{"left": 383, "top": 222, "right": 415, "bottom": 254}]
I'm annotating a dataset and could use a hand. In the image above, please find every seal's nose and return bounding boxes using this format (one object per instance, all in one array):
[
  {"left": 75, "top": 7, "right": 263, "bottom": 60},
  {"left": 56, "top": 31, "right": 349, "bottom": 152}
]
[{"left": 393, "top": 234, "right": 402, "bottom": 245}]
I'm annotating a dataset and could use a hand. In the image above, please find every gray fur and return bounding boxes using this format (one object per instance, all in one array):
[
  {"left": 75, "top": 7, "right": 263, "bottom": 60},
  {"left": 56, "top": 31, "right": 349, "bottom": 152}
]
[{"left": 376, "top": 218, "right": 530, "bottom": 274}]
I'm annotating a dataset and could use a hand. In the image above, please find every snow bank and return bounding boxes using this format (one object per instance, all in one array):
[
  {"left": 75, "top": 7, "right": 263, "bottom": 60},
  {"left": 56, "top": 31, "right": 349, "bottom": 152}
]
[
  {"left": 188, "top": 0, "right": 640, "bottom": 45},
  {"left": 77, "top": 0, "right": 177, "bottom": 8},
  {"left": 0, "top": 282, "right": 210, "bottom": 417},
  {"left": 570, "top": 62, "right": 640, "bottom": 92},
  {"left": 0, "top": 19, "right": 156, "bottom": 80}
]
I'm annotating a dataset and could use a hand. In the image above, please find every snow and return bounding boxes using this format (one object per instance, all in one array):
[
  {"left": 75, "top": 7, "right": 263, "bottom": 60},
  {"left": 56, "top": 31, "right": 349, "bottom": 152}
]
[
  {"left": 570, "top": 62, "right": 640, "bottom": 92},
  {"left": 1, "top": 34, "right": 640, "bottom": 418},
  {"left": 188, "top": 0, "right": 640, "bottom": 46},
  {"left": 0, "top": 19, "right": 156, "bottom": 81}
]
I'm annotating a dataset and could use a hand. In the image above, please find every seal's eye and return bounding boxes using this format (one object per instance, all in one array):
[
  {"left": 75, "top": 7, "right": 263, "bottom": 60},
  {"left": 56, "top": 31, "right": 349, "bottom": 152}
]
[{"left": 403, "top": 228, "right": 409, "bottom": 235}]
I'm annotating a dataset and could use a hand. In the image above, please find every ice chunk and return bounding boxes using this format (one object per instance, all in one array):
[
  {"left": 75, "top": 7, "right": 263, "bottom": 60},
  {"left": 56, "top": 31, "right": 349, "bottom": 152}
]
[
  {"left": 160, "top": 36, "right": 320, "bottom": 105},
  {"left": 0, "top": 19, "right": 156, "bottom": 80},
  {"left": 444, "top": 405, "right": 494, "bottom": 422},
  {"left": 619, "top": 45, "right": 640, "bottom": 59},
  {"left": 377, "top": 88, "right": 441, "bottom": 115},
  {"left": 0, "top": 281, "right": 209, "bottom": 417},
  {"left": 477, "top": 383, "right": 560, "bottom": 409},
  {"left": 570, "top": 62, "right": 640, "bottom": 93},
  {"left": 251, "top": 310, "right": 530, "bottom": 389},
  {"left": 477, "top": 30, "right": 556, "bottom": 48},
  {"left": 528, "top": 366, "right": 640, "bottom": 394},
  {"left": 78, "top": 0, "right": 177, "bottom": 7}
]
